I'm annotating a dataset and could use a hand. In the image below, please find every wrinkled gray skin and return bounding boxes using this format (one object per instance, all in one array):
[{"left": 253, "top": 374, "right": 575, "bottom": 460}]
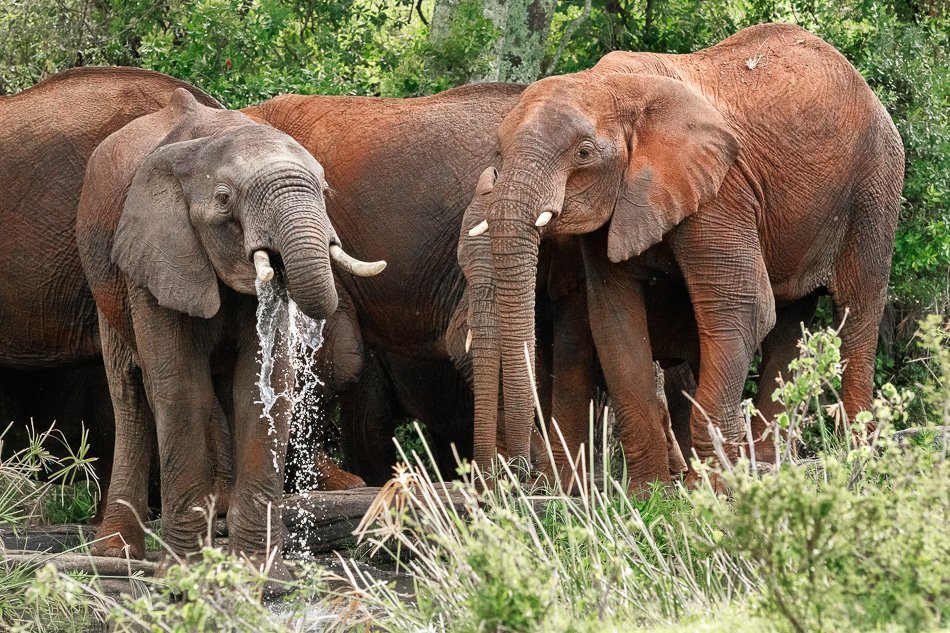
[
  {"left": 468, "top": 23, "right": 904, "bottom": 489},
  {"left": 76, "top": 89, "right": 347, "bottom": 572}
]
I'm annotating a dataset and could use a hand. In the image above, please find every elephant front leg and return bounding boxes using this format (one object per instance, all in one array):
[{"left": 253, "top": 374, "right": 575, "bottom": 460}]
[
  {"left": 549, "top": 283, "right": 597, "bottom": 491},
  {"left": 129, "top": 294, "right": 216, "bottom": 556},
  {"left": 91, "top": 312, "right": 155, "bottom": 560},
  {"left": 673, "top": 211, "right": 775, "bottom": 466},
  {"left": 228, "top": 327, "right": 292, "bottom": 575},
  {"left": 582, "top": 235, "right": 671, "bottom": 492}
]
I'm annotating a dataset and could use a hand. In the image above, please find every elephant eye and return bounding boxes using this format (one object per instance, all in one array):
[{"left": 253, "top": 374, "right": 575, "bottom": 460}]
[
  {"left": 214, "top": 188, "right": 231, "bottom": 209},
  {"left": 576, "top": 142, "right": 595, "bottom": 163}
]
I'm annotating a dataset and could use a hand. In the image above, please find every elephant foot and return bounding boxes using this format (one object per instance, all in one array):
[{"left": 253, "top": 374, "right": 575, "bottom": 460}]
[
  {"left": 239, "top": 552, "right": 295, "bottom": 596},
  {"left": 313, "top": 451, "right": 365, "bottom": 490},
  {"left": 316, "top": 468, "right": 366, "bottom": 491},
  {"left": 751, "top": 438, "right": 777, "bottom": 465},
  {"left": 683, "top": 468, "right": 728, "bottom": 494},
  {"left": 90, "top": 524, "right": 145, "bottom": 560}
]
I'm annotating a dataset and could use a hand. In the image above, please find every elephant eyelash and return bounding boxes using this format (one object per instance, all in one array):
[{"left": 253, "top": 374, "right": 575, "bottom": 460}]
[{"left": 575, "top": 141, "right": 597, "bottom": 163}]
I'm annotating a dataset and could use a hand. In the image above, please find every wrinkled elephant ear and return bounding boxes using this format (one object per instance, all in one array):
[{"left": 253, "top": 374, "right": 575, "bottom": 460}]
[
  {"left": 113, "top": 139, "right": 220, "bottom": 318},
  {"left": 606, "top": 74, "right": 739, "bottom": 263}
]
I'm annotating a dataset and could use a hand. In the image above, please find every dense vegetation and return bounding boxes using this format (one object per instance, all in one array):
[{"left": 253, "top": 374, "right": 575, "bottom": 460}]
[{"left": 2, "top": 318, "right": 947, "bottom": 631}]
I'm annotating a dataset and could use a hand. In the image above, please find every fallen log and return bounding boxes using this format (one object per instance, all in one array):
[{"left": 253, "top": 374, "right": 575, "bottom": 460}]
[{"left": 1, "top": 551, "right": 158, "bottom": 576}]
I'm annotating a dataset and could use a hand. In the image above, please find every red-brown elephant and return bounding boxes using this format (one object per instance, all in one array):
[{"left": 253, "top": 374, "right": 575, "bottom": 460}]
[
  {"left": 0, "top": 67, "right": 224, "bottom": 513},
  {"left": 465, "top": 23, "right": 904, "bottom": 488}
]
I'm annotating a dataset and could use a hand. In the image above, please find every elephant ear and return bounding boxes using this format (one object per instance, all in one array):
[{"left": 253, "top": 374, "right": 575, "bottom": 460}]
[
  {"left": 607, "top": 74, "right": 739, "bottom": 263},
  {"left": 112, "top": 139, "right": 220, "bottom": 318}
]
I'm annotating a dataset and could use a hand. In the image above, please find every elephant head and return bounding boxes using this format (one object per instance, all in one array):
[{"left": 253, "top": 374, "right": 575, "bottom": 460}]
[
  {"left": 112, "top": 89, "right": 385, "bottom": 323},
  {"left": 468, "top": 71, "right": 739, "bottom": 463}
]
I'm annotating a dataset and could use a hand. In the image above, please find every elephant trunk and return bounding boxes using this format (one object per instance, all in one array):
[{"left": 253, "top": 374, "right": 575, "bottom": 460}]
[
  {"left": 489, "top": 202, "right": 540, "bottom": 463},
  {"left": 269, "top": 198, "right": 339, "bottom": 322},
  {"left": 467, "top": 255, "right": 501, "bottom": 469}
]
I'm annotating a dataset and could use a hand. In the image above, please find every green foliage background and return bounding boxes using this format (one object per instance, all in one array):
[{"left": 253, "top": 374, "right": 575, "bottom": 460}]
[{"left": 0, "top": 0, "right": 946, "bottom": 390}]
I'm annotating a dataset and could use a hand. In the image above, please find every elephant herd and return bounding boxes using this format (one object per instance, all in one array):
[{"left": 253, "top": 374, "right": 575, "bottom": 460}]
[{"left": 0, "top": 23, "right": 903, "bottom": 576}]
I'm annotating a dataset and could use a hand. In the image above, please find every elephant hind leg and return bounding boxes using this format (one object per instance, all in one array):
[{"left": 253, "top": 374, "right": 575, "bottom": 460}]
[
  {"left": 753, "top": 293, "right": 821, "bottom": 462},
  {"left": 663, "top": 361, "right": 696, "bottom": 471},
  {"left": 828, "top": 270, "right": 890, "bottom": 429},
  {"left": 91, "top": 313, "right": 154, "bottom": 560},
  {"left": 828, "top": 189, "right": 899, "bottom": 427}
]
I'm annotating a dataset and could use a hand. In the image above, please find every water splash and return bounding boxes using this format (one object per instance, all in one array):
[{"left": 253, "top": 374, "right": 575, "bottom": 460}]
[{"left": 255, "top": 278, "right": 326, "bottom": 480}]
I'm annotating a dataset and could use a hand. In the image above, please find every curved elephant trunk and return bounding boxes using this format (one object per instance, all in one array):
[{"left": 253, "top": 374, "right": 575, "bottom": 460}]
[
  {"left": 270, "top": 201, "right": 339, "bottom": 321},
  {"left": 489, "top": 203, "right": 540, "bottom": 463}
]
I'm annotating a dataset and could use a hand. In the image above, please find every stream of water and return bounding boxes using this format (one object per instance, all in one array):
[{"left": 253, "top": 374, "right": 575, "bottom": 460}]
[{"left": 255, "top": 278, "right": 328, "bottom": 490}]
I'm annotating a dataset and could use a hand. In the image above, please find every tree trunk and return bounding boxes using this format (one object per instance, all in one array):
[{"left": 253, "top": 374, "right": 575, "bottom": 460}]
[{"left": 429, "top": 0, "right": 556, "bottom": 83}]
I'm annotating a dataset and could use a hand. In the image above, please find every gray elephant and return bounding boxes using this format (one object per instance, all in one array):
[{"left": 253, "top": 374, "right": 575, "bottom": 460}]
[{"left": 76, "top": 88, "right": 384, "bottom": 571}]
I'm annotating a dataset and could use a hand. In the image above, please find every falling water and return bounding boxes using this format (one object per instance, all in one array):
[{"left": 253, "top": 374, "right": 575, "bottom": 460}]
[
  {"left": 255, "top": 277, "right": 331, "bottom": 557},
  {"left": 255, "top": 277, "right": 328, "bottom": 478}
]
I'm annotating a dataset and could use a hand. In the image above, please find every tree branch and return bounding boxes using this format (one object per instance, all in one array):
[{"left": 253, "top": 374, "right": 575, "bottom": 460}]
[
  {"left": 416, "top": 0, "right": 429, "bottom": 26},
  {"left": 543, "top": 0, "right": 592, "bottom": 76}
]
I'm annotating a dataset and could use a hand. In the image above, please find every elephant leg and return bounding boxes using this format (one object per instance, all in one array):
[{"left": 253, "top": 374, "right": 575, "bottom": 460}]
[
  {"left": 227, "top": 321, "right": 291, "bottom": 569},
  {"left": 673, "top": 210, "right": 775, "bottom": 465},
  {"left": 296, "top": 283, "right": 366, "bottom": 491},
  {"left": 312, "top": 449, "right": 366, "bottom": 490},
  {"left": 209, "top": 390, "right": 235, "bottom": 516},
  {"left": 753, "top": 294, "right": 820, "bottom": 461},
  {"left": 91, "top": 313, "right": 154, "bottom": 559},
  {"left": 128, "top": 295, "right": 215, "bottom": 556},
  {"left": 315, "top": 281, "right": 364, "bottom": 392},
  {"left": 549, "top": 282, "right": 596, "bottom": 489},
  {"left": 340, "top": 351, "right": 398, "bottom": 486},
  {"left": 828, "top": 195, "right": 896, "bottom": 429},
  {"left": 653, "top": 363, "right": 689, "bottom": 475},
  {"left": 582, "top": 234, "right": 670, "bottom": 491},
  {"left": 662, "top": 362, "right": 696, "bottom": 466}
]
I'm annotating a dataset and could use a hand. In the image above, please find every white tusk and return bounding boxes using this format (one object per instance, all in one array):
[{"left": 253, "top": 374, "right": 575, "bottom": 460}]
[
  {"left": 253, "top": 250, "right": 274, "bottom": 282},
  {"left": 535, "top": 211, "right": 553, "bottom": 227},
  {"left": 468, "top": 220, "right": 489, "bottom": 237},
  {"left": 330, "top": 244, "right": 387, "bottom": 277},
  {"left": 465, "top": 329, "right": 473, "bottom": 353}
]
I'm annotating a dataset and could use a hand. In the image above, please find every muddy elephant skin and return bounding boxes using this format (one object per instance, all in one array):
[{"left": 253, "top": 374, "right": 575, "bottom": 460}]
[{"left": 468, "top": 23, "right": 904, "bottom": 488}]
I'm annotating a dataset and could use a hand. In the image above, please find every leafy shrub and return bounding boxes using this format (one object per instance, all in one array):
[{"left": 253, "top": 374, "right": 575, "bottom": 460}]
[{"left": 0, "top": 423, "right": 98, "bottom": 630}]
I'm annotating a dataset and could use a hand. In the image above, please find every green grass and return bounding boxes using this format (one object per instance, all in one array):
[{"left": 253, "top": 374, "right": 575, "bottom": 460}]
[{"left": 0, "top": 422, "right": 99, "bottom": 629}]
